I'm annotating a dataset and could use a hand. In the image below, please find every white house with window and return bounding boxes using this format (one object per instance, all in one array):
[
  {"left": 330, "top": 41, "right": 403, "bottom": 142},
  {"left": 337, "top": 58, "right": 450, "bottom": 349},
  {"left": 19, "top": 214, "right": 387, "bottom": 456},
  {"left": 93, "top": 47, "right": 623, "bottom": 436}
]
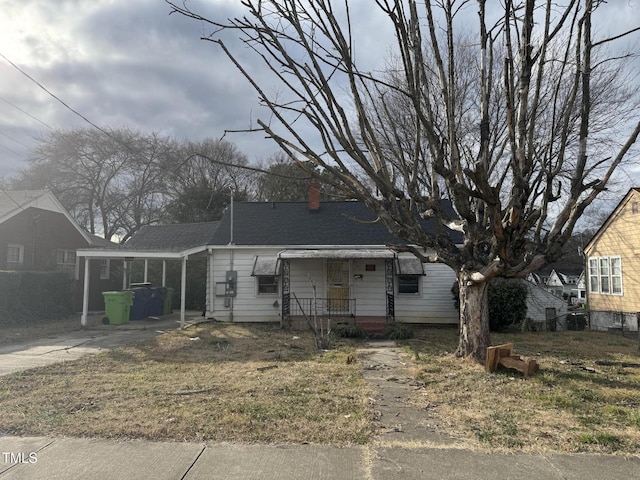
[
  {"left": 204, "top": 198, "right": 460, "bottom": 330},
  {"left": 77, "top": 197, "right": 461, "bottom": 331},
  {"left": 584, "top": 188, "right": 640, "bottom": 331}
]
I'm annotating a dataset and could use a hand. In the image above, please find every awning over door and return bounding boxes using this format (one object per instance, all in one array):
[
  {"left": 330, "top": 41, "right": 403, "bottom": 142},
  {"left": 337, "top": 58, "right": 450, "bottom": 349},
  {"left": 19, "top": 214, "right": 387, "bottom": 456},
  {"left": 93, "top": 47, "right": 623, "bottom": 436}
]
[{"left": 278, "top": 248, "right": 396, "bottom": 259}]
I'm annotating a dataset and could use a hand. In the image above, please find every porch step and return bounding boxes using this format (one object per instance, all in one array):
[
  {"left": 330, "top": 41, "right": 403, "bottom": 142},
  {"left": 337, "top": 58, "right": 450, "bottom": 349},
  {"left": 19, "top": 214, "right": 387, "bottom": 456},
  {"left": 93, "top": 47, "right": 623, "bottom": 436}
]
[{"left": 356, "top": 319, "right": 387, "bottom": 333}]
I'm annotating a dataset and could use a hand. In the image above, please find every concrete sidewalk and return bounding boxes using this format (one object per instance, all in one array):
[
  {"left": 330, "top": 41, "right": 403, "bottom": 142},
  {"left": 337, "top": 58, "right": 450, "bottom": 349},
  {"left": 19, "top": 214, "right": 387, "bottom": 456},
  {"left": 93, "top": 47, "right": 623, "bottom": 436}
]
[
  {"left": 0, "top": 314, "right": 192, "bottom": 376},
  {"left": 0, "top": 436, "right": 638, "bottom": 479}
]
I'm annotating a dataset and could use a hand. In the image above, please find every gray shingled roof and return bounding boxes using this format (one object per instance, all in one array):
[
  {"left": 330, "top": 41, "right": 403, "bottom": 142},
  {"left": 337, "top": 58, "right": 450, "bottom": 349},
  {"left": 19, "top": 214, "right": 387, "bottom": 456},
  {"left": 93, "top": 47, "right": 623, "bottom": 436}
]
[
  {"left": 125, "top": 222, "right": 220, "bottom": 251},
  {"left": 208, "top": 201, "right": 461, "bottom": 246}
]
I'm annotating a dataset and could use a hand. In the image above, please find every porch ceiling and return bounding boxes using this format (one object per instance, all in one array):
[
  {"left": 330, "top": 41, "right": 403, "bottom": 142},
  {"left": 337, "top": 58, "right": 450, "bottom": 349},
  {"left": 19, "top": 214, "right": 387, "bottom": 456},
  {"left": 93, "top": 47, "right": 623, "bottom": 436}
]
[{"left": 278, "top": 248, "right": 395, "bottom": 259}]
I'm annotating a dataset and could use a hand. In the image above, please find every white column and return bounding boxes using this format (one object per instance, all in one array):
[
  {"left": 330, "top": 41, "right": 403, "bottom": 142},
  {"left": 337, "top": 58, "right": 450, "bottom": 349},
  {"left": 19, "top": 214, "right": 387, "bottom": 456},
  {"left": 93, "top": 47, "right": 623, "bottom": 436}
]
[
  {"left": 144, "top": 259, "right": 148, "bottom": 283},
  {"left": 122, "top": 260, "right": 128, "bottom": 290},
  {"left": 162, "top": 260, "right": 167, "bottom": 287},
  {"left": 81, "top": 257, "right": 90, "bottom": 326},
  {"left": 180, "top": 256, "right": 187, "bottom": 328}
]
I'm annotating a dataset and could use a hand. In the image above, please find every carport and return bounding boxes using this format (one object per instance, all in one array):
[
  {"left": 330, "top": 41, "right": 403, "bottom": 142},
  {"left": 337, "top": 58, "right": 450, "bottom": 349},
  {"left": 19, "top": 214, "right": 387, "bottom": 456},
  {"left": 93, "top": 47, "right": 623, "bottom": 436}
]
[{"left": 76, "top": 222, "right": 220, "bottom": 329}]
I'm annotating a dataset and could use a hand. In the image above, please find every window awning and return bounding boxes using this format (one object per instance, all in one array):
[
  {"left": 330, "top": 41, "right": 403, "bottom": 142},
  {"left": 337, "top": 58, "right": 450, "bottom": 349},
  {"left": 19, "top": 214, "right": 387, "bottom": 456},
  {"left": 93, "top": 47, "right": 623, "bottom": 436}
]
[
  {"left": 279, "top": 248, "right": 396, "bottom": 259},
  {"left": 395, "top": 254, "right": 425, "bottom": 275},
  {"left": 251, "top": 256, "right": 281, "bottom": 276}
]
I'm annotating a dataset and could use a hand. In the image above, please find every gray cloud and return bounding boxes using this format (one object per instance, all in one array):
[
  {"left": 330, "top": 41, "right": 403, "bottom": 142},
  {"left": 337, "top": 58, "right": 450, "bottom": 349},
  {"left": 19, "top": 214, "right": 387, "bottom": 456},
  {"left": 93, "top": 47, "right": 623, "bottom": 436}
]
[{"left": 0, "top": 0, "right": 638, "bottom": 185}]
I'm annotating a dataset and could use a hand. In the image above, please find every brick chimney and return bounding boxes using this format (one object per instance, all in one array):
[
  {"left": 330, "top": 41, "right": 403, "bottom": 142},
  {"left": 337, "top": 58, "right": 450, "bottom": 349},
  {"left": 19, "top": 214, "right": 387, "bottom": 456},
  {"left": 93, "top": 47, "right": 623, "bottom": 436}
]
[{"left": 308, "top": 180, "right": 321, "bottom": 212}]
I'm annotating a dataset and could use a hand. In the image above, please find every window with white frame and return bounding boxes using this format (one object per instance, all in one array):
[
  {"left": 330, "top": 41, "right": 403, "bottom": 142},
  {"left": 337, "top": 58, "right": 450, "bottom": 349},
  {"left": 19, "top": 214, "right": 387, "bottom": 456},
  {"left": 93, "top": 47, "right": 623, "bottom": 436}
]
[
  {"left": 257, "top": 276, "right": 278, "bottom": 295},
  {"left": 100, "top": 259, "right": 110, "bottom": 280},
  {"left": 7, "top": 244, "right": 24, "bottom": 267},
  {"left": 588, "top": 258, "right": 598, "bottom": 293},
  {"left": 56, "top": 250, "right": 77, "bottom": 270},
  {"left": 588, "top": 256, "right": 623, "bottom": 295},
  {"left": 398, "top": 275, "right": 420, "bottom": 294}
]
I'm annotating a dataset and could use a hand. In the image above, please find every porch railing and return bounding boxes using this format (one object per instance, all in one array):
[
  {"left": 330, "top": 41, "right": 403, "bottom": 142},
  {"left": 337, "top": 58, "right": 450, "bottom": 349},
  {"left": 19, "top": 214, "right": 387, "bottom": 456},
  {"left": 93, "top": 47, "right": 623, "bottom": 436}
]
[{"left": 288, "top": 297, "right": 356, "bottom": 319}]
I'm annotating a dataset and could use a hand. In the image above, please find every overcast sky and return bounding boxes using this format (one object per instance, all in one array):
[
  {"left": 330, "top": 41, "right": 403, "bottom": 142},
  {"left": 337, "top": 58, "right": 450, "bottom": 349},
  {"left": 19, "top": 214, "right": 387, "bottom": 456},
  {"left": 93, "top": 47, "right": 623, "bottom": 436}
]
[{"left": 1, "top": 0, "right": 638, "bottom": 191}]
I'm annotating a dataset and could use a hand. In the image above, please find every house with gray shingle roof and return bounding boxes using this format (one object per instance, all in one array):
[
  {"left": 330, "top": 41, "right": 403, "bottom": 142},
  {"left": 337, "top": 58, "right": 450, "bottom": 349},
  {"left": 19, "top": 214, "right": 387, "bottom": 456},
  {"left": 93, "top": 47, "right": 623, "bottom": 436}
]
[
  {"left": 78, "top": 187, "right": 460, "bottom": 329},
  {"left": 205, "top": 198, "right": 459, "bottom": 330}
]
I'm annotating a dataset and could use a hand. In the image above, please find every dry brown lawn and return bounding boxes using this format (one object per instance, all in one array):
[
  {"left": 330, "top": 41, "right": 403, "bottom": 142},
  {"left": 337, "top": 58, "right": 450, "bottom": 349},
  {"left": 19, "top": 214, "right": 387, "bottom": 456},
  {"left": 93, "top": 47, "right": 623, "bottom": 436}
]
[
  {"left": 1, "top": 322, "right": 639, "bottom": 454},
  {"left": 0, "top": 323, "right": 370, "bottom": 445},
  {"left": 400, "top": 327, "right": 640, "bottom": 454}
]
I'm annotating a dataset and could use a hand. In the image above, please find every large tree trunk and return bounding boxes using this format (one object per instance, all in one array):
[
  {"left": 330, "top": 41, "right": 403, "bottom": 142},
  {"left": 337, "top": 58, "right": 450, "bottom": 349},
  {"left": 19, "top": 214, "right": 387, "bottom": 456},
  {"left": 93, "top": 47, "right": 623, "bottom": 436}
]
[{"left": 455, "top": 276, "right": 491, "bottom": 362}]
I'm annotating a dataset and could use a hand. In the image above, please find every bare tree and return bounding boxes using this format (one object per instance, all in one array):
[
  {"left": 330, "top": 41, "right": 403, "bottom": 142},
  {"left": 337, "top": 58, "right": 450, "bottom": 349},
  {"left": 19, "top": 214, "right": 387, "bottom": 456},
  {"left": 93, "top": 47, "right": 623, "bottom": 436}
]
[
  {"left": 163, "top": 138, "right": 255, "bottom": 222},
  {"left": 169, "top": 0, "right": 640, "bottom": 361},
  {"left": 15, "top": 128, "right": 174, "bottom": 242}
]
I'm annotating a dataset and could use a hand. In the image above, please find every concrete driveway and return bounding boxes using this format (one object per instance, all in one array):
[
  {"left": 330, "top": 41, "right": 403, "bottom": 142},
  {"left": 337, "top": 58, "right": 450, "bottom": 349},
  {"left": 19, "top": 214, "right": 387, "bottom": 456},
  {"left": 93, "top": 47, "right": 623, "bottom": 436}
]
[{"left": 0, "top": 314, "right": 194, "bottom": 376}]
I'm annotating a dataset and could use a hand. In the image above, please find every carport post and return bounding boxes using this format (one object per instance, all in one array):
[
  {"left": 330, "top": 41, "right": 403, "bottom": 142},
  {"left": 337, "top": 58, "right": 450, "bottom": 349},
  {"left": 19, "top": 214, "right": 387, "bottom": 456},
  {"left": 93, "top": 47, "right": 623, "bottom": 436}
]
[
  {"left": 180, "top": 256, "right": 187, "bottom": 328},
  {"left": 162, "top": 260, "right": 167, "bottom": 287},
  {"left": 81, "top": 257, "right": 90, "bottom": 327}
]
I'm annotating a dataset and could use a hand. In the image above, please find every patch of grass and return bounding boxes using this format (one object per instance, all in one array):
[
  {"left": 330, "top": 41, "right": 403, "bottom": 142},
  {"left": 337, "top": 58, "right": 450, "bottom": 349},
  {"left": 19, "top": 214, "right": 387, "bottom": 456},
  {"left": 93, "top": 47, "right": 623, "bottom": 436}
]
[
  {"left": 579, "top": 432, "right": 623, "bottom": 450},
  {"left": 0, "top": 323, "right": 371, "bottom": 445},
  {"left": 402, "top": 326, "right": 640, "bottom": 454}
]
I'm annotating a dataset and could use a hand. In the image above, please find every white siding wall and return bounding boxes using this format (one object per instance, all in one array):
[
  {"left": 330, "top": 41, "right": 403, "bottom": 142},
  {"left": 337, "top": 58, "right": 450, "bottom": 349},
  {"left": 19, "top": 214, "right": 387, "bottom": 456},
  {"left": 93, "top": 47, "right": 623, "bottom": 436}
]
[
  {"left": 290, "top": 259, "right": 325, "bottom": 298},
  {"left": 206, "top": 248, "right": 459, "bottom": 324},
  {"left": 207, "top": 247, "right": 282, "bottom": 323},
  {"left": 395, "top": 262, "right": 458, "bottom": 324}
]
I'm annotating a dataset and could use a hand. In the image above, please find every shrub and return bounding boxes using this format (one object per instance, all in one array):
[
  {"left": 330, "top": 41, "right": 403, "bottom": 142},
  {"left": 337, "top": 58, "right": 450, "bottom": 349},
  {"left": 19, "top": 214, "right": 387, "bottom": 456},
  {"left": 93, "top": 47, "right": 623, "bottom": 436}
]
[
  {"left": 333, "top": 323, "right": 366, "bottom": 338},
  {"left": 382, "top": 323, "right": 414, "bottom": 340},
  {"left": 0, "top": 270, "right": 75, "bottom": 325},
  {"left": 451, "top": 278, "right": 528, "bottom": 332}
]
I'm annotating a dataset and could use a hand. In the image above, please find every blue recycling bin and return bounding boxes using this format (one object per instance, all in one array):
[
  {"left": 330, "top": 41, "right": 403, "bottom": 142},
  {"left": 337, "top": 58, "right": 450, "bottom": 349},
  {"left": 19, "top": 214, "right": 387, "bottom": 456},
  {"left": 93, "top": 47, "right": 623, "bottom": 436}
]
[
  {"left": 129, "top": 287, "right": 151, "bottom": 320},
  {"left": 147, "top": 287, "right": 165, "bottom": 317}
]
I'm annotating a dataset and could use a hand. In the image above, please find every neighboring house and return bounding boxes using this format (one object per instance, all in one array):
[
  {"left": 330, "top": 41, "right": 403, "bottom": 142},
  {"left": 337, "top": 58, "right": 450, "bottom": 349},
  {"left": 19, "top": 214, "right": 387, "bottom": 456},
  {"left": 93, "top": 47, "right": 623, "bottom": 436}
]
[
  {"left": 524, "top": 280, "right": 569, "bottom": 330},
  {"left": 0, "top": 190, "right": 120, "bottom": 310},
  {"left": 584, "top": 188, "right": 640, "bottom": 332},
  {"left": 545, "top": 268, "right": 584, "bottom": 302},
  {"left": 78, "top": 189, "right": 462, "bottom": 329}
]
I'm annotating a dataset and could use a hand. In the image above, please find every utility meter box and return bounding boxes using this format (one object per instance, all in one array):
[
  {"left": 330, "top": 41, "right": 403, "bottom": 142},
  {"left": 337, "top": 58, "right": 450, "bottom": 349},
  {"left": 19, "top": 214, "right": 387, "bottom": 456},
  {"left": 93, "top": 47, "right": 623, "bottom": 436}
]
[{"left": 225, "top": 271, "right": 237, "bottom": 297}]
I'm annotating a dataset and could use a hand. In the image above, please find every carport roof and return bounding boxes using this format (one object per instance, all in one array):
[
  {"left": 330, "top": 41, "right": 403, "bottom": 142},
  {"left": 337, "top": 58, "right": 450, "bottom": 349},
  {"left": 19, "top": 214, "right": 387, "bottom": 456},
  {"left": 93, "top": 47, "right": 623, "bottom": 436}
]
[
  {"left": 78, "top": 221, "right": 220, "bottom": 258},
  {"left": 125, "top": 222, "right": 220, "bottom": 251}
]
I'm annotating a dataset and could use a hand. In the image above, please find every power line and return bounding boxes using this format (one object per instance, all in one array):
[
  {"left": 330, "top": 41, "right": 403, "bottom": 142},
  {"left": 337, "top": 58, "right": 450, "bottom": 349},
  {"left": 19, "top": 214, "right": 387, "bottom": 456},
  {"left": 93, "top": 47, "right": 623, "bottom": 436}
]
[
  {"left": 0, "top": 94, "right": 53, "bottom": 130},
  {"left": 0, "top": 130, "right": 30, "bottom": 148},
  {"left": 0, "top": 51, "right": 119, "bottom": 143},
  {"left": 0, "top": 140, "right": 22, "bottom": 156}
]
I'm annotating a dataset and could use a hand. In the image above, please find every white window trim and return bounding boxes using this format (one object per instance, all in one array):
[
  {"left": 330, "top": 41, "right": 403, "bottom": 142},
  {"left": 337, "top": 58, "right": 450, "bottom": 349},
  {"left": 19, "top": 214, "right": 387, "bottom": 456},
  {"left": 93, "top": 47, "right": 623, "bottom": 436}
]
[
  {"left": 588, "top": 255, "right": 623, "bottom": 296},
  {"left": 100, "top": 259, "right": 111, "bottom": 280},
  {"left": 56, "top": 249, "right": 77, "bottom": 269},
  {"left": 397, "top": 275, "right": 421, "bottom": 295},
  {"left": 256, "top": 275, "right": 279, "bottom": 296},
  {"left": 7, "top": 244, "right": 24, "bottom": 265}
]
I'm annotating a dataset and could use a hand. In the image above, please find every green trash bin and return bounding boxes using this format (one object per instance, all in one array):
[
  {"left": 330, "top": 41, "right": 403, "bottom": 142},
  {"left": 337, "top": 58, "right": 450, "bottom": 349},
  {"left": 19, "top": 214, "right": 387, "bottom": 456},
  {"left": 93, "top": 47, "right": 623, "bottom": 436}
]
[
  {"left": 163, "top": 287, "right": 174, "bottom": 314},
  {"left": 102, "top": 291, "right": 134, "bottom": 325}
]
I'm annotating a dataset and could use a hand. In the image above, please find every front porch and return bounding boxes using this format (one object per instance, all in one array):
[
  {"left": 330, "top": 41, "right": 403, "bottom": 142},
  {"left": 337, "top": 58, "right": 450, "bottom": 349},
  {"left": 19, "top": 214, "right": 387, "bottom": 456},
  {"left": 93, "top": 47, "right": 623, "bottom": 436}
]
[{"left": 283, "top": 296, "right": 389, "bottom": 333}]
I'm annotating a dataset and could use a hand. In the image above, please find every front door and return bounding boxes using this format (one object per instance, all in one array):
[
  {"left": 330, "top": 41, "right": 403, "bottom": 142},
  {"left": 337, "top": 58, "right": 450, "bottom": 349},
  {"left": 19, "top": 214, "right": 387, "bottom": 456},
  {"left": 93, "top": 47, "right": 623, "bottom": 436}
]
[{"left": 327, "top": 260, "right": 350, "bottom": 313}]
